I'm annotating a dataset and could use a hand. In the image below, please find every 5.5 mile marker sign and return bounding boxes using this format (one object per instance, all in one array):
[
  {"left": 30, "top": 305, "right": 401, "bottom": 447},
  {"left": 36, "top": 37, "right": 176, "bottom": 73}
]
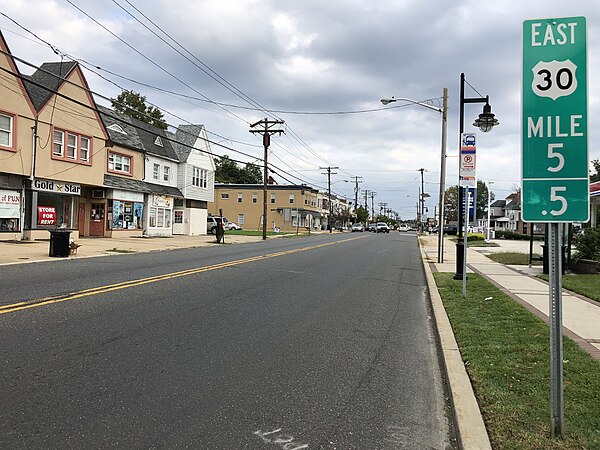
[{"left": 522, "top": 16, "right": 589, "bottom": 222}]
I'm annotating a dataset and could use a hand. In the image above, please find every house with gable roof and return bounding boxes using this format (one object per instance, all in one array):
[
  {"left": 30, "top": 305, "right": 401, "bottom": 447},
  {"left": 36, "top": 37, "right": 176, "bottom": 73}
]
[
  {"left": 168, "top": 124, "right": 215, "bottom": 235},
  {"left": 0, "top": 31, "right": 37, "bottom": 239},
  {"left": 98, "top": 105, "right": 184, "bottom": 237},
  {"left": 20, "top": 59, "right": 112, "bottom": 240}
]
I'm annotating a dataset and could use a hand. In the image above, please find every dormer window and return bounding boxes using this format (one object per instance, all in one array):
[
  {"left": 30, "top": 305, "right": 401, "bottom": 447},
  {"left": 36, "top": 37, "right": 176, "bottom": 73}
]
[
  {"left": 107, "top": 123, "right": 126, "bottom": 134},
  {"left": 154, "top": 136, "right": 164, "bottom": 147}
]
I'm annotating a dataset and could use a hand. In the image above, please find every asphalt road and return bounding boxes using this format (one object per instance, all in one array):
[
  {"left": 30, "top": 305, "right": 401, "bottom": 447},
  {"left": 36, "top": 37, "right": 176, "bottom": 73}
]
[{"left": 0, "top": 232, "right": 454, "bottom": 449}]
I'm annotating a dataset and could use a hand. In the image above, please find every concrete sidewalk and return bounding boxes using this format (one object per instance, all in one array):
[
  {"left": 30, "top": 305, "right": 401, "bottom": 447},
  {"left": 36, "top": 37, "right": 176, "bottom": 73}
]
[
  {"left": 0, "top": 233, "right": 266, "bottom": 265},
  {"left": 420, "top": 234, "right": 600, "bottom": 359}
]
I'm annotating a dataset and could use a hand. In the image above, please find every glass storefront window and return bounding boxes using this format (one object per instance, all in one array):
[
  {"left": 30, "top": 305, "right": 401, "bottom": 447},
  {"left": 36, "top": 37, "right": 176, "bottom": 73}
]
[
  {"left": 27, "top": 192, "right": 78, "bottom": 229},
  {"left": 110, "top": 200, "right": 144, "bottom": 230}
]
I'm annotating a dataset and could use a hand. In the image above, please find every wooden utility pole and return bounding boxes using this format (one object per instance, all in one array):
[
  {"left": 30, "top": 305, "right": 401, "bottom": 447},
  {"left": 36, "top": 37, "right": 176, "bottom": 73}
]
[
  {"left": 250, "top": 118, "right": 284, "bottom": 240},
  {"left": 351, "top": 176, "right": 362, "bottom": 216},
  {"left": 320, "top": 166, "right": 339, "bottom": 233}
]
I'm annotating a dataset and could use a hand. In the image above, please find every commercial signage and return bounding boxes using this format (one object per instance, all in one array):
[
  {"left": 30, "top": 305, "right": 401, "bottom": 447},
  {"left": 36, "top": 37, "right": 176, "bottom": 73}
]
[
  {"left": 152, "top": 194, "right": 172, "bottom": 208},
  {"left": 459, "top": 133, "right": 477, "bottom": 188},
  {"left": 522, "top": 16, "right": 588, "bottom": 222},
  {"left": 33, "top": 178, "right": 81, "bottom": 195},
  {"left": 0, "top": 189, "right": 20, "bottom": 219},
  {"left": 38, "top": 206, "right": 57, "bottom": 225}
]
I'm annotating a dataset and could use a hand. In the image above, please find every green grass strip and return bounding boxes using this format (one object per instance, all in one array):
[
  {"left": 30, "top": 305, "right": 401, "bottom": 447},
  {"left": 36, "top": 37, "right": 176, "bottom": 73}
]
[
  {"left": 487, "top": 252, "right": 543, "bottom": 266},
  {"left": 537, "top": 273, "right": 600, "bottom": 304},
  {"left": 434, "top": 272, "right": 600, "bottom": 449}
]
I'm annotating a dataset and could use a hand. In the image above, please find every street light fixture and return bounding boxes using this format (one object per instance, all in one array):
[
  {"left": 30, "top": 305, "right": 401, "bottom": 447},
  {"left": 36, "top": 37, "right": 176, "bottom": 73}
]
[
  {"left": 455, "top": 73, "right": 499, "bottom": 279},
  {"left": 381, "top": 90, "right": 448, "bottom": 262}
]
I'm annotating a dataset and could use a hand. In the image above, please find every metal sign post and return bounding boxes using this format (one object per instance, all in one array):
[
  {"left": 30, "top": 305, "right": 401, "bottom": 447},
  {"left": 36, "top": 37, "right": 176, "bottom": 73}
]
[
  {"left": 548, "top": 223, "right": 564, "bottom": 436},
  {"left": 462, "top": 187, "right": 470, "bottom": 297},
  {"left": 522, "top": 16, "right": 588, "bottom": 438}
]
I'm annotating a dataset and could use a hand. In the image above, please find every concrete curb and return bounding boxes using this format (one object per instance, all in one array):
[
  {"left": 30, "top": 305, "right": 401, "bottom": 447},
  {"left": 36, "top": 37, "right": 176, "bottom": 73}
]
[{"left": 420, "top": 245, "right": 492, "bottom": 450}]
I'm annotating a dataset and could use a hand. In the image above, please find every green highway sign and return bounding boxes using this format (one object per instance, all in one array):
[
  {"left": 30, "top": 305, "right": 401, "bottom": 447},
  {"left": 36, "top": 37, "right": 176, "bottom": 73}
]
[{"left": 522, "top": 16, "right": 589, "bottom": 222}]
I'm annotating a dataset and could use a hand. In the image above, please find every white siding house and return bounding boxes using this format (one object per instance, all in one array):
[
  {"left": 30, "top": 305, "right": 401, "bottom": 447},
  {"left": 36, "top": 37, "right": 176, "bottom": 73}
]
[{"left": 169, "top": 125, "right": 215, "bottom": 235}]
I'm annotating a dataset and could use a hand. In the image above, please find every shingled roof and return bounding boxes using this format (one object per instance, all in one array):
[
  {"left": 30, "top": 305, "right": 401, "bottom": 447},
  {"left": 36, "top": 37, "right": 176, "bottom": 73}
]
[
  {"left": 104, "top": 174, "right": 183, "bottom": 197},
  {"left": 22, "top": 61, "right": 78, "bottom": 111},
  {"left": 97, "top": 105, "right": 144, "bottom": 151},
  {"left": 169, "top": 124, "right": 204, "bottom": 162}
]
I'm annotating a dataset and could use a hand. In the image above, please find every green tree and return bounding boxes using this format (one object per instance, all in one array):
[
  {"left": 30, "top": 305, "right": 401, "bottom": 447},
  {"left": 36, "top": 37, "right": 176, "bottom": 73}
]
[
  {"left": 591, "top": 159, "right": 600, "bottom": 182},
  {"left": 215, "top": 156, "right": 263, "bottom": 184},
  {"left": 444, "top": 180, "right": 494, "bottom": 222},
  {"left": 353, "top": 206, "right": 369, "bottom": 223},
  {"left": 111, "top": 90, "right": 167, "bottom": 130},
  {"left": 241, "top": 163, "right": 263, "bottom": 184}
]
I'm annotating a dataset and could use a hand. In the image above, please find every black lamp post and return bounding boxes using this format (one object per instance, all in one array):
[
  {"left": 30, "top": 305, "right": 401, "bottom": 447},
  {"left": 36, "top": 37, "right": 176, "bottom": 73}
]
[{"left": 454, "top": 73, "right": 499, "bottom": 279}]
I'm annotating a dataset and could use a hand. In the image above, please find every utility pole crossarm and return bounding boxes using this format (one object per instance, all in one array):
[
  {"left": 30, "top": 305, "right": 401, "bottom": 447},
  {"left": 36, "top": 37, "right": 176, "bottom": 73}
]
[{"left": 249, "top": 118, "right": 285, "bottom": 240}]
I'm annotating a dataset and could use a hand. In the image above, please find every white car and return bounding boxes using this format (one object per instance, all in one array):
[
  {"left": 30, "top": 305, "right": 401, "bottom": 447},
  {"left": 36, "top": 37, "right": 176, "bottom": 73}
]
[
  {"left": 398, "top": 224, "right": 409, "bottom": 232},
  {"left": 227, "top": 222, "right": 242, "bottom": 230}
]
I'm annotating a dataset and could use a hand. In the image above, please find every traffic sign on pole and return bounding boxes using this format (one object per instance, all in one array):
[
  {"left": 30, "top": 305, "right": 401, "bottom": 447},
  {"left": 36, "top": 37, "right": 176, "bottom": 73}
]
[
  {"left": 460, "top": 133, "right": 477, "bottom": 188},
  {"left": 522, "top": 16, "right": 589, "bottom": 222}
]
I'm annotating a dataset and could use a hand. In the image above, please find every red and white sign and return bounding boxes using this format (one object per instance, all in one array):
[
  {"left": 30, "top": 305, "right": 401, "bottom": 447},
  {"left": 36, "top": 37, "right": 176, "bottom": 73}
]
[
  {"left": 38, "top": 206, "right": 57, "bottom": 226},
  {"left": 459, "top": 133, "right": 477, "bottom": 188}
]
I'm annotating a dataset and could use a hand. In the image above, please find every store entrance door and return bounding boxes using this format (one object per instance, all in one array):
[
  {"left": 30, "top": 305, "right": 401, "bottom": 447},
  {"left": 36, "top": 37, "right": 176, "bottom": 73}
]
[
  {"left": 173, "top": 209, "right": 184, "bottom": 234},
  {"left": 78, "top": 203, "right": 86, "bottom": 236},
  {"left": 89, "top": 203, "right": 105, "bottom": 236}
]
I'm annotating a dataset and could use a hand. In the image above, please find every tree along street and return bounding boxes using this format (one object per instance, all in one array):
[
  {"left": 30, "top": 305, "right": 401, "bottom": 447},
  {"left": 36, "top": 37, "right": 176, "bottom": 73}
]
[{"left": 0, "top": 233, "right": 453, "bottom": 449}]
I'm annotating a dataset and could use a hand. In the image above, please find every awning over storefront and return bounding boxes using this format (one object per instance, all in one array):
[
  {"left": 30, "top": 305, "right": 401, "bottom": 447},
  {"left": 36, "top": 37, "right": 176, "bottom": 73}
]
[{"left": 104, "top": 174, "right": 183, "bottom": 198}]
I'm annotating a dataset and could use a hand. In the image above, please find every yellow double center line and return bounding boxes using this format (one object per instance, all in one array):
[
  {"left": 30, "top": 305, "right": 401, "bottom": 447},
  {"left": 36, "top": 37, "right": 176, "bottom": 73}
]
[{"left": 0, "top": 236, "right": 366, "bottom": 316}]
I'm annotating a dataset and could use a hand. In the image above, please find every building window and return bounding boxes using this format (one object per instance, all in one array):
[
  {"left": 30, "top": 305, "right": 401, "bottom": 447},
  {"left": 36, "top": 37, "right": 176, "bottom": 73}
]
[
  {"left": 289, "top": 194, "right": 295, "bottom": 204},
  {"left": 238, "top": 193, "right": 243, "bottom": 203},
  {"left": 153, "top": 163, "right": 160, "bottom": 180},
  {"left": 53, "top": 130, "right": 64, "bottom": 156},
  {"left": 192, "top": 167, "right": 208, "bottom": 188},
  {"left": 52, "top": 128, "right": 92, "bottom": 162},
  {"left": 221, "top": 193, "right": 229, "bottom": 199},
  {"left": 108, "top": 152, "right": 132, "bottom": 175},
  {"left": 163, "top": 166, "right": 170, "bottom": 181},
  {"left": 0, "top": 113, "right": 14, "bottom": 149},
  {"left": 252, "top": 193, "right": 258, "bottom": 203},
  {"left": 238, "top": 214, "right": 244, "bottom": 225},
  {"left": 109, "top": 200, "right": 143, "bottom": 230},
  {"left": 149, "top": 208, "right": 171, "bottom": 228},
  {"left": 270, "top": 193, "right": 276, "bottom": 204},
  {"left": 67, "top": 133, "right": 77, "bottom": 159},
  {"left": 80, "top": 137, "right": 89, "bottom": 161}
]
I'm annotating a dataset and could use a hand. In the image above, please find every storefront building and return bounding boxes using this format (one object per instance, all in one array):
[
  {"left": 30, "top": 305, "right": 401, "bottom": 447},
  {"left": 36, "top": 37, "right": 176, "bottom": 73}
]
[{"left": 23, "top": 178, "right": 81, "bottom": 240}]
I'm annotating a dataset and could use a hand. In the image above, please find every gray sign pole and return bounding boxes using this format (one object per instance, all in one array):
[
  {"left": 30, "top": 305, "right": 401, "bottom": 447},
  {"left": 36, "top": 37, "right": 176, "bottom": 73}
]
[{"left": 548, "top": 222, "right": 564, "bottom": 437}]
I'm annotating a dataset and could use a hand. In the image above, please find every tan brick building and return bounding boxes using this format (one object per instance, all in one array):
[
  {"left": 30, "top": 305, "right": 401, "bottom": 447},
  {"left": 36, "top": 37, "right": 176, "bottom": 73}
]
[{"left": 210, "top": 184, "right": 322, "bottom": 231}]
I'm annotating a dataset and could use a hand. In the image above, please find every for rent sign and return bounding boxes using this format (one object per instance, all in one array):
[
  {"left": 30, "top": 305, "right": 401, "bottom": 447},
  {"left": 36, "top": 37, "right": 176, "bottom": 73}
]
[{"left": 38, "top": 206, "right": 57, "bottom": 226}]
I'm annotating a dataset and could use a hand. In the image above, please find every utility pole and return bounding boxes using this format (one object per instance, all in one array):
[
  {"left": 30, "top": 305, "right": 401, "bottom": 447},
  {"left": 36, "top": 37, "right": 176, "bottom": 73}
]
[
  {"left": 419, "top": 168, "right": 425, "bottom": 233},
  {"left": 320, "top": 166, "right": 339, "bottom": 233},
  {"left": 351, "top": 176, "right": 362, "bottom": 217},
  {"left": 250, "top": 118, "right": 284, "bottom": 240},
  {"left": 370, "top": 191, "right": 376, "bottom": 219}
]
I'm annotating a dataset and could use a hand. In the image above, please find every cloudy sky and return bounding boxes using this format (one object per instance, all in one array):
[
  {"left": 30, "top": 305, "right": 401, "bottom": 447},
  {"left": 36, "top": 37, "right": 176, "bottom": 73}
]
[{"left": 1, "top": 0, "right": 598, "bottom": 219}]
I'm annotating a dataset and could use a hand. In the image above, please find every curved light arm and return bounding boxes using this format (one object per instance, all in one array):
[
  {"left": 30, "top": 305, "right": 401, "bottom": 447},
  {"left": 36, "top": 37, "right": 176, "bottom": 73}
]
[{"left": 380, "top": 97, "right": 442, "bottom": 113}]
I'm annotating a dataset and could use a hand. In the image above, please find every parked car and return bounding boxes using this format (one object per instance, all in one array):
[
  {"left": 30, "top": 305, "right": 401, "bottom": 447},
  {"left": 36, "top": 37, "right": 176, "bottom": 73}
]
[
  {"left": 227, "top": 222, "right": 242, "bottom": 230},
  {"left": 351, "top": 223, "right": 365, "bottom": 232},
  {"left": 207, "top": 216, "right": 229, "bottom": 234},
  {"left": 443, "top": 224, "right": 458, "bottom": 235},
  {"left": 376, "top": 222, "right": 390, "bottom": 233},
  {"left": 398, "top": 224, "right": 409, "bottom": 232},
  {"left": 367, "top": 223, "right": 377, "bottom": 232}
]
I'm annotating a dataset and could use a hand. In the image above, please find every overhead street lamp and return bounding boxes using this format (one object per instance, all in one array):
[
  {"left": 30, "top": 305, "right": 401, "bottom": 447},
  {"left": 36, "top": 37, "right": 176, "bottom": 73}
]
[
  {"left": 381, "top": 89, "right": 448, "bottom": 262},
  {"left": 455, "top": 73, "right": 499, "bottom": 279}
]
